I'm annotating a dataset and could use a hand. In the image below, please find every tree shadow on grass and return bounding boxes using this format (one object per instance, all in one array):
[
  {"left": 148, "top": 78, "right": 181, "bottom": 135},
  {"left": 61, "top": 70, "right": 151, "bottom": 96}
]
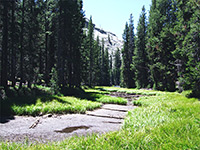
[
  {"left": 0, "top": 87, "right": 71, "bottom": 123},
  {"left": 95, "top": 88, "right": 108, "bottom": 91},
  {"left": 60, "top": 87, "right": 102, "bottom": 101},
  {"left": 0, "top": 86, "right": 105, "bottom": 123},
  {"left": 39, "top": 96, "right": 71, "bottom": 104}
]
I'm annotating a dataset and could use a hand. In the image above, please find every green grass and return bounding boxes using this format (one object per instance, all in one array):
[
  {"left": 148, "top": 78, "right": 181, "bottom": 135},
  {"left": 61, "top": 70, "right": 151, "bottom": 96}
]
[
  {"left": 1, "top": 86, "right": 127, "bottom": 116},
  {"left": 96, "top": 95, "right": 127, "bottom": 105},
  {"left": 1, "top": 88, "right": 200, "bottom": 149},
  {"left": 96, "top": 86, "right": 163, "bottom": 96},
  {"left": 83, "top": 89, "right": 127, "bottom": 105},
  {"left": 84, "top": 88, "right": 110, "bottom": 94},
  {"left": 11, "top": 96, "right": 102, "bottom": 115}
]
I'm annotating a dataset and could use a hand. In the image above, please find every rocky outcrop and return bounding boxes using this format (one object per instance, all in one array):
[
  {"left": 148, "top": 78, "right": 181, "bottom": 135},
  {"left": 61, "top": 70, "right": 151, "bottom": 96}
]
[{"left": 84, "top": 18, "right": 123, "bottom": 55}]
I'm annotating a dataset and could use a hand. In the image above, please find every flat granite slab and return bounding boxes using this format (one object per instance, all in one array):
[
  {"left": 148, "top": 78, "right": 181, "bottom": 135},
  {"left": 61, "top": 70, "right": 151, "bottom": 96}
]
[
  {"left": 0, "top": 114, "right": 122, "bottom": 143},
  {"left": 86, "top": 104, "right": 136, "bottom": 119},
  {"left": 102, "top": 104, "right": 137, "bottom": 112},
  {"left": 0, "top": 104, "right": 137, "bottom": 143},
  {"left": 86, "top": 109, "right": 127, "bottom": 119}
]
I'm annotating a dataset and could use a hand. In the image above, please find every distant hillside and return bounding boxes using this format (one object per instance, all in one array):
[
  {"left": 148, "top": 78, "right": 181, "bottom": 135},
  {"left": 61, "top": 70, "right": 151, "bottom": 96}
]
[{"left": 84, "top": 18, "right": 123, "bottom": 55}]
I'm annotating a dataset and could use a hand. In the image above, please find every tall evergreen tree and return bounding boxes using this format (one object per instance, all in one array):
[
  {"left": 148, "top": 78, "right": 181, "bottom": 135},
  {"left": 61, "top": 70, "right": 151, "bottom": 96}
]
[
  {"left": 87, "top": 16, "right": 94, "bottom": 87},
  {"left": 45, "top": 0, "right": 58, "bottom": 85},
  {"left": 100, "top": 38, "right": 105, "bottom": 85},
  {"left": 26, "top": 0, "right": 41, "bottom": 88},
  {"left": 0, "top": 2, "right": 2, "bottom": 85},
  {"left": 57, "top": 0, "right": 64, "bottom": 86},
  {"left": 113, "top": 48, "right": 121, "bottom": 85},
  {"left": 52, "top": 0, "right": 84, "bottom": 88},
  {"left": 72, "top": 0, "right": 85, "bottom": 87},
  {"left": 0, "top": 0, "right": 84, "bottom": 93},
  {"left": 10, "top": 0, "right": 17, "bottom": 87},
  {"left": 147, "top": 0, "right": 177, "bottom": 91},
  {"left": 121, "top": 14, "right": 135, "bottom": 88},
  {"left": 128, "top": 14, "right": 136, "bottom": 88},
  {"left": 80, "top": 33, "right": 89, "bottom": 85},
  {"left": 174, "top": 0, "right": 200, "bottom": 96},
  {"left": 133, "top": 6, "right": 149, "bottom": 88},
  {"left": 109, "top": 53, "right": 114, "bottom": 85},
  {"left": 93, "top": 36, "right": 101, "bottom": 85},
  {"left": 102, "top": 48, "right": 110, "bottom": 86},
  {"left": 1, "top": 0, "right": 9, "bottom": 89},
  {"left": 121, "top": 23, "right": 129, "bottom": 87},
  {"left": 19, "top": 0, "right": 26, "bottom": 88}
]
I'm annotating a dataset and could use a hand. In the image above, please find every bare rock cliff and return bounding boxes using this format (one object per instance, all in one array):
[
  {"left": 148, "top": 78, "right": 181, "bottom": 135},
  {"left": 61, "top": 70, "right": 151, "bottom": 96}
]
[{"left": 84, "top": 18, "right": 123, "bottom": 55}]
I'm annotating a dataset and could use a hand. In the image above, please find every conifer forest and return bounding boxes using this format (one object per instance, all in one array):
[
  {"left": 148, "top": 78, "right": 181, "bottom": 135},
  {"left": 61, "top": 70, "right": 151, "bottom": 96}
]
[
  {"left": 1, "top": 1, "right": 200, "bottom": 149},
  {"left": 0, "top": 0, "right": 199, "bottom": 97}
]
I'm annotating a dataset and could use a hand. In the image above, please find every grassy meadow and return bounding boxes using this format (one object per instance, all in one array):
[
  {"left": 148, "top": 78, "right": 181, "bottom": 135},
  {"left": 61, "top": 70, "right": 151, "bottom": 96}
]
[
  {"left": 1, "top": 86, "right": 127, "bottom": 116},
  {"left": 1, "top": 87, "right": 200, "bottom": 149}
]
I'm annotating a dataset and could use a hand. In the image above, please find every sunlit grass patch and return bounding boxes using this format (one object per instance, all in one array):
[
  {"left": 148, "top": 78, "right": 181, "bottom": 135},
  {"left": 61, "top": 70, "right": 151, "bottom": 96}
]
[
  {"left": 11, "top": 96, "right": 102, "bottom": 116},
  {"left": 84, "top": 88, "right": 110, "bottom": 94},
  {"left": 95, "top": 86, "right": 119, "bottom": 92},
  {"left": 83, "top": 88, "right": 127, "bottom": 105},
  {"left": 96, "top": 95, "right": 127, "bottom": 105},
  {"left": 96, "top": 86, "right": 164, "bottom": 96},
  {"left": 4, "top": 87, "right": 128, "bottom": 116}
]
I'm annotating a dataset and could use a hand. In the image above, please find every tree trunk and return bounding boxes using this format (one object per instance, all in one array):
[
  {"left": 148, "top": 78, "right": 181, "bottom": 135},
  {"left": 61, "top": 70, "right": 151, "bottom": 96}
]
[
  {"left": 1, "top": 1, "right": 8, "bottom": 90},
  {"left": 19, "top": 0, "right": 25, "bottom": 88},
  {"left": 45, "top": 0, "right": 49, "bottom": 85},
  {"left": 11, "top": 1, "right": 16, "bottom": 87},
  {"left": 57, "top": 0, "right": 64, "bottom": 86},
  {"left": 27, "top": 0, "right": 34, "bottom": 89}
]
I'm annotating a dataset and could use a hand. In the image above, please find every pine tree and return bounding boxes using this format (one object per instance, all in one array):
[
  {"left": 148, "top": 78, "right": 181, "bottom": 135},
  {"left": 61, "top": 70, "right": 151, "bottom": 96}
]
[
  {"left": 121, "top": 14, "right": 136, "bottom": 88},
  {"left": 10, "top": 0, "right": 17, "bottom": 87},
  {"left": 0, "top": 0, "right": 85, "bottom": 94},
  {"left": 93, "top": 36, "right": 101, "bottom": 85},
  {"left": 71, "top": 0, "right": 85, "bottom": 87},
  {"left": 102, "top": 48, "right": 110, "bottom": 86},
  {"left": 19, "top": 0, "right": 26, "bottom": 88},
  {"left": 52, "top": 0, "right": 84, "bottom": 88},
  {"left": 45, "top": 0, "right": 58, "bottom": 86},
  {"left": 133, "top": 6, "right": 149, "bottom": 88},
  {"left": 113, "top": 48, "right": 121, "bottom": 85},
  {"left": 109, "top": 53, "right": 114, "bottom": 85},
  {"left": 0, "top": 2, "right": 2, "bottom": 85},
  {"left": 87, "top": 16, "right": 95, "bottom": 87},
  {"left": 186, "top": 0, "right": 200, "bottom": 97},
  {"left": 128, "top": 14, "right": 136, "bottom": 88},
  {"left": 1, "top": 0, "right": 9, "bottom": 90},
  {"left": 100, "top": 38, "right": 105, "bottom": 85},
  {"left": 50, "top": 67, "right": 59, "bottom": 95},
  {"left": 57, "top": 0, "right": 64, "bottom": 87},
  {"left": 121, "top": 23, "right": 129, "bottom": 87},
  {"left": 26, "top": 0, "right": 41, "bottom": 88},
  {"left": 174, "top": 0, "right": 200, "bottom": 97},
  {"left": 80, "top": 33, "right": 89, "bottom": 86},
  {"left": 147, "top": 0, "right": 177, "bottom": 91}
]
